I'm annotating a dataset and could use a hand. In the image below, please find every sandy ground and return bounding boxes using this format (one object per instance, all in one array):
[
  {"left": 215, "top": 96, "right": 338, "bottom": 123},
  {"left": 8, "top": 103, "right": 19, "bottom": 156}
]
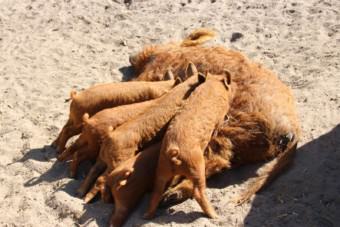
[{"left": 0, "top": 0, "right": 339, "bottom": 226}]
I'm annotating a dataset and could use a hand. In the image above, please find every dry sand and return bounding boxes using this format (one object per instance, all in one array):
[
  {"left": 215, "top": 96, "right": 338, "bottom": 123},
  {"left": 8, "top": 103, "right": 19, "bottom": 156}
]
[{"left": 0, "top": 0, "right": 339, "bottom": 226}]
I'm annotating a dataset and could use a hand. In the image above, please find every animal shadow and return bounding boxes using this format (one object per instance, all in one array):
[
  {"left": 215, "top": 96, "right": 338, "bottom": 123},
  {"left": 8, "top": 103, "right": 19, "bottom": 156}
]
[
  {"left": 119, "top": 66, "right": 136, "bottom": 81},
  {"left": 19, "top": 145, "right": 69, "bottom": 186},
  {"left": 129, "top": 125, "right": 340, "bottom": 226},
  {"left": 21, "top": 145, "right": 92, "bottom": 197},
  {"left": 243, "top": 124, "right": 340, "bottom": 227},
  {"left": 19, "top": 125, "right": 340, "bottom": 226}
]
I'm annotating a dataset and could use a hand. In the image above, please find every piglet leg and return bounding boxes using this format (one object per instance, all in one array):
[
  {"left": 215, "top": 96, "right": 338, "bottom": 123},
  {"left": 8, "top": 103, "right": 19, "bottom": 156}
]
[
  {"left": 69, "top": 146, "right": 93, "bottom": 178},
  {"left": 56, "top": 122, "right": 81, "bottom": 154},
  {"left": 161, "top": 178, "right": 194, "bottom": 207},
  {"left": 109, "top": 201, "right": 129, "bottom": 227},
  {"left": 144, "top": 162, "right": 173, "bottom": 219},
  {"left": 84, "top": 172, "right": 108, "bottom": 203},
  {"left": 52, "top": 120, "right": 72, "bottom": 148},
  {"left": 192, "top": 158, "right": 218, "bottom": 219},
  {"left": 57, "top": 134, "right": 87, "bottom": 161},
  {"left": 77, "top": 159, "right": 106, "bottom": 197}
]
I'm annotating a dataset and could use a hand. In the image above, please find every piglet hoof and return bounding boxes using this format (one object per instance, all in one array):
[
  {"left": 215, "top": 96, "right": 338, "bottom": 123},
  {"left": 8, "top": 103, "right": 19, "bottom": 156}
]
[
  {"left": 69, "top": 170, "right": 76, "bottom": 179},
  {"left": 51, "top": 141, "right": 57, "bottom": 148},
  {"left": 205, "top": 208, "right": 219, "bottom": 219},
  {"left": 84, "top": 195, "right": 94, "bottom": 204},
  {"left": 76, "top": 188, "right": 86, "bottom": 198},
  {"left": 207, "top": 212, "right": 218, "bottom": 219},
  {"left": 56, "top": 153, "right": 66, "bottom": 162},
  {"left": 56, "top": 148, "right": 65, "bottom": 155},
  {"left": 160, "top": 190, "right": 186, "bottom": 208},
  {"left": 102, "top": 190, "right": 113, "bottom": 203},
  {"left": 57, "top": 151, "right": 72, "bottom": 162},
  {"left": 143, "top": 212, "right": 155, "bottom": 220}
]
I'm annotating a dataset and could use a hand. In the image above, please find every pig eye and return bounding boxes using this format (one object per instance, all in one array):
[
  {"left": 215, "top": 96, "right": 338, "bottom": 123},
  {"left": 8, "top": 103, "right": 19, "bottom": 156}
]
[{"left": 277, "top": 133, "right": 295, "bottom": 152}]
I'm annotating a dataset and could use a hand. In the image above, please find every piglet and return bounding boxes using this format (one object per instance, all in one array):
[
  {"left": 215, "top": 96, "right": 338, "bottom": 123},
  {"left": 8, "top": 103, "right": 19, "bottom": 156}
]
[
  {"left": 144, "top": 70, "right": 234, "bottom": 219},
  {"left": 53, "top": 78, "right": 175, "bottom": 153},
  {"left": 108, "top": 143, "right": 161, "bottom": 227},
  {"left": 57, "top": 100, "right": 156, "bottom": 178}
]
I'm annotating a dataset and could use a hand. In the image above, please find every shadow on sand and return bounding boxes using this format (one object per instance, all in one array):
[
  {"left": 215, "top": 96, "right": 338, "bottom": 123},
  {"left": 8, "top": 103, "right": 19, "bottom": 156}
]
[
  {"left": 243, "top": 124, "right": 340, "bottom": 227},
  {"left": 124, "top": 125, "right": 340, "bottom": 226},
  {"left": 20, "top": 125, "right": 340, "bottom": 226},
  {"left": 18, "top": 145, "right": 69, "bottom": 186},
  {"left": 20, "top": 145, "right": 94, "bottom": 198}
]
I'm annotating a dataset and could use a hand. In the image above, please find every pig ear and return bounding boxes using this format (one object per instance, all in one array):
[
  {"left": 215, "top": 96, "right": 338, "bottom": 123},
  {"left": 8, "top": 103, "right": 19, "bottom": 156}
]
[
  {"left": 198, "top": 72, "right": 206, "bottom": 84},
  {"left": 164, "top": 69, "right": 174, "bottom": 80},
  {"left": 185, "top": 62, "right": 198, "bottom": 78},
  {"left": 223, "top": 70, "right": 232, "bottom": 89}
]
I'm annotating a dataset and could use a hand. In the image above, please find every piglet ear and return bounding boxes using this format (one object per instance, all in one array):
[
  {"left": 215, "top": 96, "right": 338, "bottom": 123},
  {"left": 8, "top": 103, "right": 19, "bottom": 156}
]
[
  {"left": 65, "top": 90, "right": 77, "bottom": 102},
  {"left": 223, "top": 70, "right": 232, "bottom": 89},
  {"left": 82, "top": 113, "right": 90, "bottom": 123},
  {"left": 198, "top": 72, "right": 206, "bottom": 84},
  {"left": 164, "top": 69, "right": 174, "bottom": 80},
  {"left": 173, "top": 76, "right": 183, "bottom": 86},
  {"left": 129, "top": 54, "right": 136, "bottom": 65},
  {"left": 108, "top": 126, "right": 114, "bottom": 132},
  {"left": 185, "top": 62, "right": 198, "bottom": 78}
]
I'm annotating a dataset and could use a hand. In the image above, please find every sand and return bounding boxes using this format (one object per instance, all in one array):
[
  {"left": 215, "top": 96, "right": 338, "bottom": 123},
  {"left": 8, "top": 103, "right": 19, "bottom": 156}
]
[{"left": 0, "top": 0, "right": 339, "bottom": 226}]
